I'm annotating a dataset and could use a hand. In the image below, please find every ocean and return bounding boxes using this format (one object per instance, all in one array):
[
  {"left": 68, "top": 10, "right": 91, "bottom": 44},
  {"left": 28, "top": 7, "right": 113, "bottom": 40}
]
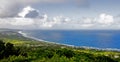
[{"left": 23, "top": 30, "right": 120, "bottom": 49}]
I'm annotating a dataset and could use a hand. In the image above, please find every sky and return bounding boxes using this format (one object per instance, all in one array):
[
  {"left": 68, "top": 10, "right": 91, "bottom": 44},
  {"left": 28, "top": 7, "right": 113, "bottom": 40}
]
[{"left": 0, "top": 0, "right": 120, "bottom": 30}]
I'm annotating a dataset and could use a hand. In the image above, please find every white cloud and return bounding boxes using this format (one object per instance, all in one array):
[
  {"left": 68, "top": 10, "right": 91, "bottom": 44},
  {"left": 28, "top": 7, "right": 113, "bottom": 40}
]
[
  {"left": 0, "top": 3, "right": 119, "bottom": 30},
  {"left": 81, "top": 17, "right": 94, "bottom": 24},
  {"left": 53, "top": 16, "right": 63, "bottom": 24},
  {"left": 0, "top": 6, "right": 50, "bottom": 28},
  {"left": 97, "top": 13, "right": 114, "bottom": 25},
  {"left": 41, "top": 14, "right": 48, "bottom": 21},
  {"left": 81, "top": 24, "right": 94, "bottom": 27},
  {"left": 0, "top": 0, "right": 67, "bottom": 18},
  {"left": 53, "top": 16, "right": 72, "bottom": 24},
  {"left": 41, "top": 22, "right": 54, "bottom": 28},
  {"left": 0, "top": 0, "right": 90, "bottom": 18},
  {"left": 0, "top": 13, "right": 116, "bottom": 29},
  {"left": 0, "top": 18, "right": 34, "bottom": 26},
  {"left": 18, "top": 6, "right": 37, "bottom": 18},
  {"left": 10, "top": 18, "right": 34, "bottom": 26}
]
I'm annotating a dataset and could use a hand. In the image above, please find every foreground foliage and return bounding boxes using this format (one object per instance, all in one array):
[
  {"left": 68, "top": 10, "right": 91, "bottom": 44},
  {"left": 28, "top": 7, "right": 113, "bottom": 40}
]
[
  {"left": 0, "top": 40, "right": 25, "bottom": 59},
  {"left": 0, "top": 39, "right": 120, "bottom": 62}
]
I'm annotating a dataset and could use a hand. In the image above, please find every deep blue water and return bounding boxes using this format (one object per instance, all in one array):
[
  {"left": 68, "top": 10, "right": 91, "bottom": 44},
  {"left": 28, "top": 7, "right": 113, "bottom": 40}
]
[{"left": 24, "top": 30, "right": 120, "bottom": 49}]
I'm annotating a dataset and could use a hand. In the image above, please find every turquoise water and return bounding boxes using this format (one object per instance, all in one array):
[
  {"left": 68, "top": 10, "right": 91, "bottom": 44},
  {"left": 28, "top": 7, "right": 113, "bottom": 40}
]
[{"left": 24, "top": 30, "right": 120, "bottom": 49}]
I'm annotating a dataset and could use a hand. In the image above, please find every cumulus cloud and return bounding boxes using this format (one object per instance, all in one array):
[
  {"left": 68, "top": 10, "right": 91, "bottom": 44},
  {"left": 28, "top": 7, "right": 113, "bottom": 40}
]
[
  {"left": 18, "top": 6, "right": 39, "bottom": 18},
  {"left": 0, "top": 0, "right": 90, "bottom": 18},
  {"left": 40, "top": 14, "right": 48, "bottom": 21},
  {"left": 0, "top": 0, "right": 67, "bottom": 18},
  {"left": 81, "top": 17, "right": 94, "bottom": 24},
  {"left": 0, "top": 5, "right": 55, "bottom": 29},
  {"left": 0, "top": 18, "right": 34, "bottom": 26},
  {"left": 79, "top": 17, "right": 95, "bottom": 27},
  {"left": 0, "top": 11, "right": 117, "bottom": 29},
  {"left": 0, "top": 0, "right": 118, "bottom": 30},
  {"left": 10, "top": 18, "right": 34, "bottom": 26},
  {"left": 53, "top": 16, "right": 72, "bottom": 24},
  {"left": 97, "top": 13, "right": 114, "bottom": 25},
  {"left": 81, "top": 24, "right": 94, "bottom": 27}
]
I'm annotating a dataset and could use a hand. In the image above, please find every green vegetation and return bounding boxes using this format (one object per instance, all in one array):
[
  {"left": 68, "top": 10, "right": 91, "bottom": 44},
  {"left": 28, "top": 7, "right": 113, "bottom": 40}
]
[
  {"left": 0, "top": 30, "right": 120, "bottom": 62},
  {"left": 0, "top": 39, "right": 120, "bottom": 62},
  {"left": 0, "top": 40, "right": 26, "bottom": 60}
]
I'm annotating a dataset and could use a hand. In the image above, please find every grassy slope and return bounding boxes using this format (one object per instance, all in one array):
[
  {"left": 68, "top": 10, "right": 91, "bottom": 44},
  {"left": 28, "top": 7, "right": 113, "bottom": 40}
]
[{"left": 0, "top": 30, "right": 120, "bottom": 62}]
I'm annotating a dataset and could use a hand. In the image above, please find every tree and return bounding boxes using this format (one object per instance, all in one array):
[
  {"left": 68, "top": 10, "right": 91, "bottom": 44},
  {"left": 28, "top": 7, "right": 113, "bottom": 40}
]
[
  {"left": 4, "top": 42, "right": 15, "bottom": 57},
  {"left": 0, "top": 40, "right": 5, "bottom": 52},
  {"left": 0, "top": 40, "right": 5, "bottom": 59},
  {"left": 0, "top": 40, "right": 24, "bottom": 59},
  {"left": 56, "top": 48, "right": 74, "bottom": 58}
]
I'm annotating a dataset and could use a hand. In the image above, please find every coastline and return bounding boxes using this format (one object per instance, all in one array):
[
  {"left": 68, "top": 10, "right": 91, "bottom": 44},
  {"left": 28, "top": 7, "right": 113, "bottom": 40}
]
[{"left": 18, "top": 30, "right": 120, "bottom": 52}]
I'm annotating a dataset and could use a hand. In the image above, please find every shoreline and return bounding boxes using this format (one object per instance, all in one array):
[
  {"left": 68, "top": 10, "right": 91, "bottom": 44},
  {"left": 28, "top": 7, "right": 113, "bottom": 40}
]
[{"left": 18, "top": 30, "right": 120, "bottom": 52}]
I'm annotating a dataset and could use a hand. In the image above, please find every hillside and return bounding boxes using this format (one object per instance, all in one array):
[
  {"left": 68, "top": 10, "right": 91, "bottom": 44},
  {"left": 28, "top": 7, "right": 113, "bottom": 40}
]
[{"left": 0, "top": 29, "right": 120, "bottom": 62}]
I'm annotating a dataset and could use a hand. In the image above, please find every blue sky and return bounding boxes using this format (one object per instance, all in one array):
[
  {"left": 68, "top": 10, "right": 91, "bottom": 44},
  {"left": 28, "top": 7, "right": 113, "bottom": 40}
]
[
  {"left": 32, "top": 0, "right": 120, "bottom": 18},
  {"left": 0, "top": 0, "right": 120, "bottom": 29}
]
